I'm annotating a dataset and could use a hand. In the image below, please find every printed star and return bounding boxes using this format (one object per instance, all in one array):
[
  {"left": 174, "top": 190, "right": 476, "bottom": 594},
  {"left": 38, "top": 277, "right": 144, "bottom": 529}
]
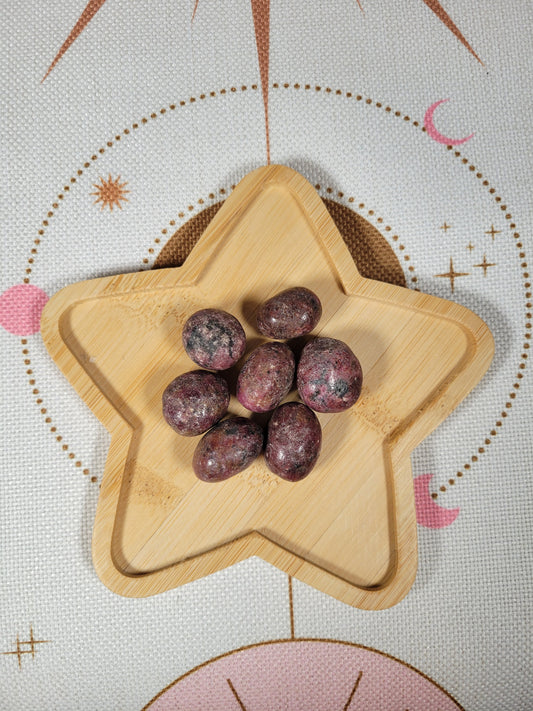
[
  {"left": 435, "top": 257, "right": 469, "bottom": 293},
  {"left": 474, "top": 254, "right": 496, "bottom": 276},
  {"left": 91, "top": 174, "right": 129, "bottom": 211},
  {"left": 2, "top": 627, "right": 49, "bottom": 668},
  {"left": 41, "top": 166, "right": 493, "bottom": 609},
  {"left": 485, "top": 224, "right": 501, "bottom": 241},
  {"left": 440, "top": 222, "right": 452, "bottom": 232}
]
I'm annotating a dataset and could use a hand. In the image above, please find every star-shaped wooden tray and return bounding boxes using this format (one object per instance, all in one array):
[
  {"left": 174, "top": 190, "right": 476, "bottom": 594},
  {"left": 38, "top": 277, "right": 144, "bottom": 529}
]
[{"left": 41, "top": 165, "right": 493, "bottom": 609}]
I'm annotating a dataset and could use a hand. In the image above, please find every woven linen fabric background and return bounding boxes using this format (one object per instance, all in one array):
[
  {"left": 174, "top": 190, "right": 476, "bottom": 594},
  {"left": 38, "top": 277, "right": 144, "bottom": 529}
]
[{"left": 1, "top": 1, "right": 532, "bottom": 709}]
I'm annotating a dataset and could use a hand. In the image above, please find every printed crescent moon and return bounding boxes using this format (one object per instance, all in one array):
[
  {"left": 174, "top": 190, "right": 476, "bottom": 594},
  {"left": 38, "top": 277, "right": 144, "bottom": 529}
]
[
  {"left": 424, "top": 99, "right": 474, "bottom": 145},
  {"left": 414, "top": 473, "right": 460, "bottom": 529}
]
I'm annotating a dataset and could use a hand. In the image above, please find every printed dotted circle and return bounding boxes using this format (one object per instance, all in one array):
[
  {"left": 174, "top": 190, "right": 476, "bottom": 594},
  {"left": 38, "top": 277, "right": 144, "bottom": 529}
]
[
  {"left": 23, "top": 83, "right": 528, "bottom": 497},
  {"left": 430, "top": 147, "right": 530, "bottom": 497},
  {"left": 19, "top": 338, "right": 93, "bottom": 480},
  {"left": 142, "top": 186, "right": 236, "bottom": 267}
]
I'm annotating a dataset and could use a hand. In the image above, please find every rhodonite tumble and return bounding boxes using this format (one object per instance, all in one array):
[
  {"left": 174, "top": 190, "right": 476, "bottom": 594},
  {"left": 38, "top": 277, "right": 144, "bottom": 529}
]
[
  {"left": 256, "top": 287, "right": 322, "bottom": 339},
  {"left": 193, "top": 417, "right": 264, "bottom": 482},
  {"left": 162, "top": 370, "right": 229, "bottom": 436},
  {"left": 265, "top": 402, "right": 322, "bottom": 481},
  {"left": 237, "top": 342, "right": 295, "bottom": 413},
  {"left": 182, "top": 308, "right": 246, "bottom": 370},
  {"left": 297, "top": 337, "right": 362, "bottom": 413}
]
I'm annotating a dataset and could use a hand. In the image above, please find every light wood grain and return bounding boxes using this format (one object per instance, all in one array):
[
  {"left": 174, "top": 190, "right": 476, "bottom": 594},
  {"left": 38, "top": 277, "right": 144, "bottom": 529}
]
[{"left": 41, "top": 165, "right": 494, "bottom": 608}]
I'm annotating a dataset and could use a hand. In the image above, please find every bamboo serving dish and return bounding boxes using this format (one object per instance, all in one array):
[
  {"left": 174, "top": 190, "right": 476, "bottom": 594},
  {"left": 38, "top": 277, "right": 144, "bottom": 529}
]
[{"left": 41, "top": 165, "right": 494, "bottom": 609}]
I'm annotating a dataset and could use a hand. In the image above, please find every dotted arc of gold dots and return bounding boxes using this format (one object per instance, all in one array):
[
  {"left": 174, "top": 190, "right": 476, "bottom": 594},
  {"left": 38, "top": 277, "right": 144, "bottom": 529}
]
[
  {"left": 24, "top": 85, "right": 260, "bottom": 283},
  {"left": 20, "top": 339, "right": 95, "bottom": 481},
  {"left": 285, "top": 87, "right": 528, "bottom": 497},
  {"left": 273, "top": 82, "right": 423, "bottom": 129},
  {"left": 313, "top": 187, "right": 420, "bottom": 290},
  {"left": 27, "top": 81, "right": 421, "bottom": 286},
  {"left": 24, "top": 83, "right": 529, "bottom": 495},
  {"left": 428, "top": 151, "right": 530, "bottom": 499},
  {"left": 144, "top": 184, "right": 420, "bottom": 290},
  {"left": 143, "top": 187, "right": 236, "bottom": 266},
  {"left": 22, "top": 85, "right": 261, "bottom": 474}
]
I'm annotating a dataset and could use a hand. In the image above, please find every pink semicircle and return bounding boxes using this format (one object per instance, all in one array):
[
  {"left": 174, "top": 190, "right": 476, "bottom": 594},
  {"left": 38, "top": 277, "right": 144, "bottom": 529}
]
[
  {"left": 414, "top": 473, "right": 460, "bottom": 529},
  {"left": 424, "top": 99, "right": 474, "bottom": 146},
  {"left": 145, "top": 640, "right": 463, "bottom": 710},
  {"left": 0, "top": 284, "right": 49, "bottom": 336}
]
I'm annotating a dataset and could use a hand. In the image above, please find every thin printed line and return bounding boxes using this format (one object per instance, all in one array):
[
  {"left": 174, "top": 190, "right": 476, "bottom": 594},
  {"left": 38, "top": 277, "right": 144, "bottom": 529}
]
[
  {"left": 343, "top": 671, "right": 363, "bottom": 710},
  {"left": 227, "top": 678, "right": 247, "bottom": 710},
  {"left": 288, "top": 575, "right": 295, "bottom": 639},
  {"left": 2, "top": 636, "right": 22, "bottom": 669}
]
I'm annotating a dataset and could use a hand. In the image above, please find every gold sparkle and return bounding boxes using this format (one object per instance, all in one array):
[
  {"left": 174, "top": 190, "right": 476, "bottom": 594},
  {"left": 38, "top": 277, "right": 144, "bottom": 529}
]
[
  {"left": 435, "top": 257, "right": 469, "bottom": 293},
  {"left": 485, "top": 224, "right": 501, "bottom": 240},
  {"left": 474, "top": 253, "right": 497, "bottom": 277},
  {"left": 2, "top": 627, "right": 49, "bottom": 668}
]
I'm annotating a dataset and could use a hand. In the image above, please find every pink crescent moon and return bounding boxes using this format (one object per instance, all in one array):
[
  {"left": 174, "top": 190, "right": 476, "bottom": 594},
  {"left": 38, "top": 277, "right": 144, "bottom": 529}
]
[
  {"left": 424, "top": 99, "right": 474, "bottom": 146},
  {"left": 414, "top": 474, "right": 460, "bottom": 529}
]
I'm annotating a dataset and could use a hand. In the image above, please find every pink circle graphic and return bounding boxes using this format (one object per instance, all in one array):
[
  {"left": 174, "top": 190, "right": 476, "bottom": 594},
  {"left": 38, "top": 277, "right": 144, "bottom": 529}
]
[
  {"left": 144, "top": 639, "right": 463, "bottom": 710},
  {"left": 414, "top": 474, "right": 460, "bottom": 529},
  {"left": 0, "top": 284, "right": 49, "bottom": 336}
]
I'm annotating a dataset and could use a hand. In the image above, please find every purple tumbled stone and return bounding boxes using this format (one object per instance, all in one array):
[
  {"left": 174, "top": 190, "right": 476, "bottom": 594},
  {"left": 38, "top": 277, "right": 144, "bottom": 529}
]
[
  {"left": 256, "top": 287, "right": 322, "bottom": 339},
  {"left": 237, "top": 342, "right": 295, "bottom": 413},
  {"left": 162, "top": 370, "right": 229, "bottom": 436},
  {"left": 265, "top": 402, "right": 322, "bottom": 481},
  {"left": 297, "top": 337, "right": 363, "bottom": 413},
  {"left": 192, "top": 417, "right": 264, "bottom": 482},
  {"left": 182, "top": 308, "right": 246, "bottom": 370}
]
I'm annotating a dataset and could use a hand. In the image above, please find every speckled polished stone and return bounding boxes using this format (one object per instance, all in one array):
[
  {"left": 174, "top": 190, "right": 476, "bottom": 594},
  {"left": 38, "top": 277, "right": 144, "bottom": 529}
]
[
  {"left": 162, "top": 370, "right": 229, "bottom": 436},
  {"left": 237, "top": 342, "right": 295, "bottom": 413},
  {"left": 182, "top": 308, "right": 246, "bottom": 370},
  {"left": 192, "top": 417, "right": 264, "bottom": 482},
  {"left": 256, "top": 287, "right": 322, "bottom": 339},
  {"left": 297, "top": 337, "right": 362, "bottom": 413},
  {"left": 265, "top": 402, "right": 322, "bottom": 481}
]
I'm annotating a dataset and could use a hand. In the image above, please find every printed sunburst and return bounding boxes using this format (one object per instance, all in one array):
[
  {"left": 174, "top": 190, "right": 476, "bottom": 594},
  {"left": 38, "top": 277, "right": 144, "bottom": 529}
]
[
  {"left": 91, "top": 174, "right": 130, "bottom": 211},
  {"left": 43, "top": 1, "right": 482, "bottom": 163}
]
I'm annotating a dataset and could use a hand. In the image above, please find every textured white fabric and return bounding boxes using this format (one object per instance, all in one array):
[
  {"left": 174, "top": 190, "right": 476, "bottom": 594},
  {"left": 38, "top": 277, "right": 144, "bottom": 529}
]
[{"left": 1, "top": 1, "right": 532, "bottom": 709}]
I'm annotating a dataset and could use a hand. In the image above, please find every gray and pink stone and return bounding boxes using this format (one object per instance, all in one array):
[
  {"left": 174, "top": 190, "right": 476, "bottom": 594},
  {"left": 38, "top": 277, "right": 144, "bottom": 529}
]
[
  {"left": 265, "top": 402, "right": 322, "bottom": 481},
  {"left": 237, "top": 342, "right": 295, "bottom": 413},
  {"left": 256, "top": 287, "right": 322, "bottom": 339},
  {"left": 182, "top": 308, "right": 246, "bottom": 370},
  {"left": 297, "top": 337, "right": 362, "bottom": 413},
  {"left": 193, "top": 417, "right": 264, "bottom": 482},
  {"left": 162, "top": 370, "right": 230, "bottom": 436}
]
